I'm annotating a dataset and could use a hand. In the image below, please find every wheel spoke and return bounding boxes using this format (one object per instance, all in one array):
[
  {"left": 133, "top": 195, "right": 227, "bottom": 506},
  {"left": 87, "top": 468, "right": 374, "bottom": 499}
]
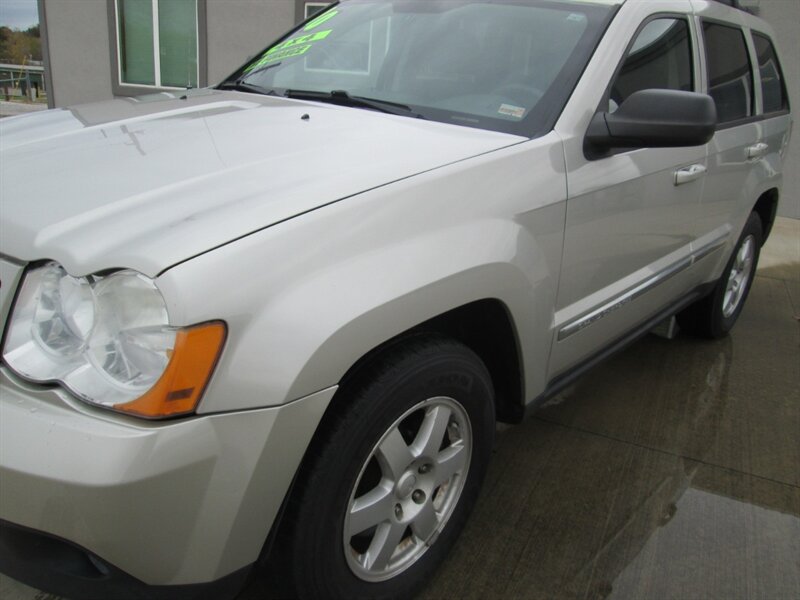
[
  {"left": 411, "top": 501, "right": 439, "bottom": 543},
  {"left": 348, "top": 484, "right": 394, "bottom": 537},
  {"left": 434, "top": 442, "right": 467, "bottom": 486},
  {"left": 723, "top": 235, "right": 757, "bottom": 318},
  {"left": 742, "top": 256, "right": 754, "bottom": 276},
  {"left": 364, "top": 520, "right": 406, "bottom": 571},
  {"left": 737, "top": 239, "right": 754, "bottom": 273},
  {"left": 411, "top": 405, "right": 452, "bottom": 459},
  {"left": 376, "top": 428, "right": 414, "bottom": 481},
  {"left": 743, "top": 238, "right": 754, "bottom": 259}
]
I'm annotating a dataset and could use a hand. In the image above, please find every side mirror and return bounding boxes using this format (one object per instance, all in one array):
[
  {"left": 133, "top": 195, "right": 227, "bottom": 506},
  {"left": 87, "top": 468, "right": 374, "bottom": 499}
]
[{"left": 586, "top": 89, "right": 717, "bottom": 150}]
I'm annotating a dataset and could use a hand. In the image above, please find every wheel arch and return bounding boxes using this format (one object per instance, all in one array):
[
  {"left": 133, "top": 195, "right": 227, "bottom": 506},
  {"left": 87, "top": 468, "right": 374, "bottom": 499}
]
[
  {"left": 752, "top": 188, "right": 779, "bottom": 243},
  {"left": 336, "top": 299, "right": 526, "bottom": 424}
]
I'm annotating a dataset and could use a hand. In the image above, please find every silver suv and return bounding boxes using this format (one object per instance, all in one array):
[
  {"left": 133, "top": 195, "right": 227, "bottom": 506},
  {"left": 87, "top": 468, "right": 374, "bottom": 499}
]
[{"left": 0, "top": 1, "right": 791, "bottom": 599}]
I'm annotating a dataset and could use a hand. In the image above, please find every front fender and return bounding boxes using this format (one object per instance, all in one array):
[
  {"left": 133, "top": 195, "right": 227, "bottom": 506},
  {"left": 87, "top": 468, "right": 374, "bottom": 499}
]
[{"left": 157, "top": 135, "right": 567, "bottom": 414}]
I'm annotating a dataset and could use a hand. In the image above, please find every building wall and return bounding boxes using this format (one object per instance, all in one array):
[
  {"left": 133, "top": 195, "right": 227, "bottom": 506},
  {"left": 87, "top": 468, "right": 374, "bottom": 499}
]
[
  {"left": 41, "top": 0, "right": 297, "bottom": 106},
  {"left": 206, "top": 0, "right": 295, "bottom": 85},
  {"left": 41, "top": 0, "right": 113, "bottom": 108},
  {"left": 756, "top": 0, "right": 800, "bottom": 218}
]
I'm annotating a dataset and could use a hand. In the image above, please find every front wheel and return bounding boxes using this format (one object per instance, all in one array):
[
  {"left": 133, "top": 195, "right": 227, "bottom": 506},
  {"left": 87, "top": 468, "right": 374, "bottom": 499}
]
[
  {"left": 276, "top": 336, "right": 495, "bottom": 599},
  {"left": 678, "top": 211, "right": 763, "bottom": 338}
]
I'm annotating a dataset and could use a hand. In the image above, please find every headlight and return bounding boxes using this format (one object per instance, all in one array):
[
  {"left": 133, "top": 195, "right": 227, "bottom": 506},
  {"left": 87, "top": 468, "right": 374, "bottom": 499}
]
[{"left": 3, "top": 262, "right": 225, "bottom": 419}]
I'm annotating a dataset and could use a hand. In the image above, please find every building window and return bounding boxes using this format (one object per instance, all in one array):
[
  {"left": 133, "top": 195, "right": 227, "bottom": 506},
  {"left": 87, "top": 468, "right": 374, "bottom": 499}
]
[
  {"left": 305, "top": 3, "right": 330, "bottom": 19},
  {"left": 116, "top": 0, "right": 199, "bottom": 89},
  {"left": 304, "top": 18, "right": 376, "bottom": 75},
  {"left": 752, "top": 33, "right": 789, "bottom": 114}
]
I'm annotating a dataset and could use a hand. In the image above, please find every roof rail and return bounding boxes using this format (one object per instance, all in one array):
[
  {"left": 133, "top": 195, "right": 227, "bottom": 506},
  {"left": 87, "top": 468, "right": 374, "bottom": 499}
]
[{"left": 711, "top": 0, "right": 758, "bottom": 14}]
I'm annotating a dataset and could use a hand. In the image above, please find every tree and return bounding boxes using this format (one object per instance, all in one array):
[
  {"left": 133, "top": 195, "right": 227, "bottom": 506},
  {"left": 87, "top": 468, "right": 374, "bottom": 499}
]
[
  {"left": 0, "top": 26, "right": 13, "bottom": 60},
  {"left": 0, "top": 26, "right": 41, "bottom": 64}
]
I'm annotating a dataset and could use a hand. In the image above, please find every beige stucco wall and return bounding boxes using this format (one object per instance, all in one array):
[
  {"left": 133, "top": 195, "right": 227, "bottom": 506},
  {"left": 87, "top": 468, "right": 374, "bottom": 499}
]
[
  {"left": 205, "top": 0, "right": 294, "bottom": 84},
  {"left": 41, "top": 0, "right": 113, "bottom": 108},
  {"left": 41, "top": 0, "right": 295, "bottom": 107}
]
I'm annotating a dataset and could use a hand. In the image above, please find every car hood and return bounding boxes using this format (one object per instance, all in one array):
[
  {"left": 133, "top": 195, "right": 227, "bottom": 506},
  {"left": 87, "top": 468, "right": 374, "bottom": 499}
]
[{"left": 0, "top": 89, "right": 523, "bottom": 277}]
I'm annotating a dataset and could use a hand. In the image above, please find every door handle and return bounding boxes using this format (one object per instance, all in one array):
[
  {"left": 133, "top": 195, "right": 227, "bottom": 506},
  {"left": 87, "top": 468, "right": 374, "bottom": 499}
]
[
  {"left": 746, "top": 142, "right": 768, "bottom": 159},
  {"left": 674, "top": 164, "right": 707, "bottom": 186}
]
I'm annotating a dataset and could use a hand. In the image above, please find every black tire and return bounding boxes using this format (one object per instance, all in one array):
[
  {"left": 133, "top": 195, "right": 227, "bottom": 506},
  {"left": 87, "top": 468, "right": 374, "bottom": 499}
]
[
  {"left": 678, "top": 212, "right": 763, "bottom": 338},
  {"left": 275, "top": 335, "right": 495, "bottom": 600}
]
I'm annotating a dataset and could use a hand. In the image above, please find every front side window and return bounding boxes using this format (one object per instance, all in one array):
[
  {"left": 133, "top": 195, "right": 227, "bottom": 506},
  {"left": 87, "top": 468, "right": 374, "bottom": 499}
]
[
  {"left": 752, "top": 33, "right": 788, "bottom": 114},
  {"left": 116, "top": 0, "right": 199, "bottom": 88},
  {"left": 609, "top": 17, "right": 693, "bottom": 113},
  {"left": 702, "top": 22, "right": 754, "bottom": 124},
  {"left": 221, "top": 0, "right": 616, "bottom": 137}
]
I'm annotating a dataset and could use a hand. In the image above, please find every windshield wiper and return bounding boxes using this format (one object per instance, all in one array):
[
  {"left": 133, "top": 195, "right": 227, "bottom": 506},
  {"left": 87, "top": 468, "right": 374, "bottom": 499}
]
[
  {"left": 284, "top": 89, "right": 424, "bottom": 119},
  {"left": 218, "top": 62, "right": 283, "bottom": 95},
  {"left": 217, "top": 81, "right": 279, "bottom": 96}
]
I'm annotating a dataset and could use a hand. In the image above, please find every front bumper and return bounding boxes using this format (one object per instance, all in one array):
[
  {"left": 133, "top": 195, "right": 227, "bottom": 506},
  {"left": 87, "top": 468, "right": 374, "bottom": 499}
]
[
  {"left": 0, "top": 520, "right": 250, "bottom": 600},
  {"left": 0, "top": 367, "right": 335, "bottom": 589}
]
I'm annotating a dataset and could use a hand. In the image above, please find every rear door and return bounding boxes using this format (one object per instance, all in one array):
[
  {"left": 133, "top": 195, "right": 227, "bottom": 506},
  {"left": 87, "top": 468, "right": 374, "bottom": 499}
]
[
  {"left": 749, "top": 29, "right": 792, "bottom": 224},
  {"left": 690, "top": 5, "right": 763, "bottom": 279}
]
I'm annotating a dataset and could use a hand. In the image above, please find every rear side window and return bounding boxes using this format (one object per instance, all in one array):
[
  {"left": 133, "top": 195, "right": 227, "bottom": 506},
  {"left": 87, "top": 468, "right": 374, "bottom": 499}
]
[
  {"left": 752, "top": 33, "right": 789, "bottom": 114},
  {"left": 702, "top": 22, "right": 754, "bottom": 124},
  {"left": 610, "top": 18, "right": 693, "bottom": 112}
]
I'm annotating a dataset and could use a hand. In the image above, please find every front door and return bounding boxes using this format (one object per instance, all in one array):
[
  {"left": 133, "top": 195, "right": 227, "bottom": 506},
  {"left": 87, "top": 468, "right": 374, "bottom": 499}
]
[{"left": 550, "top": 12, "right": 708, "bottom": 377}]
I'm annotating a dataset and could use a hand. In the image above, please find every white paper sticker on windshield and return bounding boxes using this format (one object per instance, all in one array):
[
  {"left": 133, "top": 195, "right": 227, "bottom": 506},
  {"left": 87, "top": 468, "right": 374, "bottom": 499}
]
[{"left": 498, "top": 104, "right": 526, "bottom": 119}]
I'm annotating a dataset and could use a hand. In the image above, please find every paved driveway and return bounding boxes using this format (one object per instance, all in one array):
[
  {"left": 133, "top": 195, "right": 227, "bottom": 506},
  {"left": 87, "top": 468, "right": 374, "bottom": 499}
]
[{"left": 0, "top": 101, "right": 47, "bottom": 118}]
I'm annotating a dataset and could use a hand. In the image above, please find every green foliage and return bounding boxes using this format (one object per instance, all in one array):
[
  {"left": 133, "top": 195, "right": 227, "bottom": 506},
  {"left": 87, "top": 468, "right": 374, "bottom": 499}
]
[{"left": 0, "top": 25, "right": 42, "bottom": 64}]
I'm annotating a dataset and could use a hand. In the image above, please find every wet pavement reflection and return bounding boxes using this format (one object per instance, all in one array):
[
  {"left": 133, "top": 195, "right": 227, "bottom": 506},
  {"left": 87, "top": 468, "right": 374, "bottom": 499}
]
[{"left": 418, "top": 264, "right": 800, "bottom": 600}]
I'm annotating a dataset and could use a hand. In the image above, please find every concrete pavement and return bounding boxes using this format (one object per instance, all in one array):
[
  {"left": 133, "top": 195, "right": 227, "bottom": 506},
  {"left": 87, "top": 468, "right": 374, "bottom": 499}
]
[{"left": 0, "top": 100, "right": 48, "bottom": 119}]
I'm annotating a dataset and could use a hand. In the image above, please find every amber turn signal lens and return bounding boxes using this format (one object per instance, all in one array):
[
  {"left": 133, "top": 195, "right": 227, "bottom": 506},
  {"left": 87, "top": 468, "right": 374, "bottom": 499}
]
[{"left": 114, "top": 321, "right": 226, "bottom": 419}]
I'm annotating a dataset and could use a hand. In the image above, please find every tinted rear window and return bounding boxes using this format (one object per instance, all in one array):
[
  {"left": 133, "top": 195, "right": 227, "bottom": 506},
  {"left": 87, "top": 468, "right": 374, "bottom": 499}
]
[
  {"left": 752, "top": 33, "right": 789, "bottom": 114},
  {"left": 702, "top": 22, "right": 754, "bottom": 124}
]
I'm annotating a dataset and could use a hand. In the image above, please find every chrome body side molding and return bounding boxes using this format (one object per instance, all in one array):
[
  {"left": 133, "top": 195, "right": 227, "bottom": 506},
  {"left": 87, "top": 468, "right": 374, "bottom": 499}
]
[{"left": 557, "top": 234, "right": 729, "bottom": 341}]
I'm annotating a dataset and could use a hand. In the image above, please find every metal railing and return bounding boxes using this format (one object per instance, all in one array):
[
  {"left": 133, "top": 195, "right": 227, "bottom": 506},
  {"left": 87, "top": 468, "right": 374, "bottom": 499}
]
[{"left": 0, "top": 62, "right": 46, "bottom": 102}]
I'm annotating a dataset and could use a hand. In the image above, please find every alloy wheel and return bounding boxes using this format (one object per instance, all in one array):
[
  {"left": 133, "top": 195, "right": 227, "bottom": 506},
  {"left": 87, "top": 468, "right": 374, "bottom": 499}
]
[
  {"left": 722, "top": 235, "right": 756, "bottom": 318},
  {"left": 343, "top": 396, "right": 472, "bottom": 582}
]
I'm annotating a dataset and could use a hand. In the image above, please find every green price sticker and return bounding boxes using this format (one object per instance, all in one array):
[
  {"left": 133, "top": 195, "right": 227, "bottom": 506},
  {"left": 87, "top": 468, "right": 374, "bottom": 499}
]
[
  {"left": 245, "top": 9, "right": 339, "bottom": 72},
  {"left": 305, "top": 10, "right": 339, "bottom": 31}
]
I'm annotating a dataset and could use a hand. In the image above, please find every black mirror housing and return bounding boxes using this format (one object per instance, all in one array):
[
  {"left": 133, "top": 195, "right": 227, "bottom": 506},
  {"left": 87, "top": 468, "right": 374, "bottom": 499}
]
[{"left": 586, "top": 89, "right": 717, "bottom": 151}]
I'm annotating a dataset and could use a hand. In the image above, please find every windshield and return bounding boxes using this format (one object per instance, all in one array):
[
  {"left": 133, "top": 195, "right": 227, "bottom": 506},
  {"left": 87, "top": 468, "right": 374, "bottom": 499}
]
[{"left": 220, "top": 0, "right": 616, "bottom": 137}]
